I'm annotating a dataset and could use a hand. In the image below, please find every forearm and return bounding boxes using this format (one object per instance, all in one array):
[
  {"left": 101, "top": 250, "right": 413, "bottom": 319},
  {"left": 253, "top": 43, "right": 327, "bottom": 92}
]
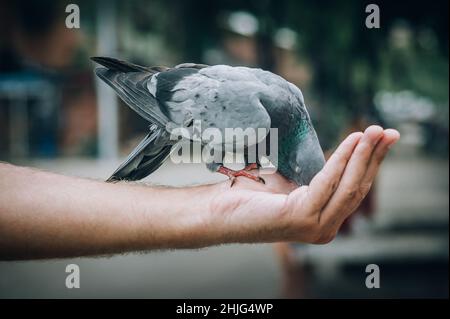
[{"left": 0, "top": 163, "right": 226, "bottom": 260}]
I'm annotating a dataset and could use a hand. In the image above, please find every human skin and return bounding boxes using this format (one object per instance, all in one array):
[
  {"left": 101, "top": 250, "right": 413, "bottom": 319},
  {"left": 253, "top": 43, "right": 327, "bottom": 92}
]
[{"left": 0, "top": 126, "right": 399, "bottom": 260}]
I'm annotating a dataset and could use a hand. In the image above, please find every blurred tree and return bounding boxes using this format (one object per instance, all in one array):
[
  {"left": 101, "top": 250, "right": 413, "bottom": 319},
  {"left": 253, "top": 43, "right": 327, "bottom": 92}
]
[{"left": 284, "top": 0, "right": 448, "bottom": 149}]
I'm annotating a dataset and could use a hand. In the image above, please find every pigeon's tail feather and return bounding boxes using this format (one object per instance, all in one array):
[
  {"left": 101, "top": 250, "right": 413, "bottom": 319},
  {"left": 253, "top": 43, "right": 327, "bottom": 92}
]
[
  {"left": 106, "top": 145, "right": 172, "bottom": 182},
  {"left": 94, "top": 67, "right": 170, "bottom": 127},
  {"left": 107, "top": 127, "right": 173, "bottom": 182}
]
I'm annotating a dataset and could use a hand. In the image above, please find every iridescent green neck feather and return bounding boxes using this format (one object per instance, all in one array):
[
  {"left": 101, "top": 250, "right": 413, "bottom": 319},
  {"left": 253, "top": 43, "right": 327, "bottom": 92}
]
[{"left": 277, "top": 119, "right": 311, "bottom": 175}]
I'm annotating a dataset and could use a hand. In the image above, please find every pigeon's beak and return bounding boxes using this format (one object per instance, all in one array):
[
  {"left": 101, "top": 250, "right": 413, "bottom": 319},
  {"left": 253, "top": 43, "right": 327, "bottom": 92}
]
[{"left": 291, "top": 129, "right": 326, "bottom": 186}]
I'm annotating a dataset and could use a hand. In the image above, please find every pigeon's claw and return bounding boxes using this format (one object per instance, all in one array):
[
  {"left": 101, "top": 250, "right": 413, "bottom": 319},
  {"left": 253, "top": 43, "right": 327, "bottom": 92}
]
[{"left": 217, "top": 166, "right": 265, "bottom": 186}]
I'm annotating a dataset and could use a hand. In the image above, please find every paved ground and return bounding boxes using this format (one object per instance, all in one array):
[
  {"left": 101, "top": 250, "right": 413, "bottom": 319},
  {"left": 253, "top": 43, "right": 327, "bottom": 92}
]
[{"left": 0, "top": 149, "right": 448, "bottom": 298}]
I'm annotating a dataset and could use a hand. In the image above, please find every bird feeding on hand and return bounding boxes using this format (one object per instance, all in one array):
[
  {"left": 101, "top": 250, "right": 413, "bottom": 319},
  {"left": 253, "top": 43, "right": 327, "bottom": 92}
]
[{"left": 92, "top": 57, "right": 325, "bottom": 186}]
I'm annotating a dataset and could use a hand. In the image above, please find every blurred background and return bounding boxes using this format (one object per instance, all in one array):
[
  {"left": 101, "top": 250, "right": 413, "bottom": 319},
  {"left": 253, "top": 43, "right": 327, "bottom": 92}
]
[{"left": 0, "top": 0, "right": 448, "bottom": 298}]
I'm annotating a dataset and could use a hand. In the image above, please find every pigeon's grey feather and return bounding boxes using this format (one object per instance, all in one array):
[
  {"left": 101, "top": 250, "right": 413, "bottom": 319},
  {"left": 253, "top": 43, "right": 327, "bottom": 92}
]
[
  {"left": 91, "top": 56, "right": 172, "bottom": 73},
  {"left": 174, "top": 62, "right": 209, "bottom": 69},
  {"left": 91, "top": 56, "right": 151, "bottom": 73},
  {"left": 94, "top": 68, "right": 170, "bottom": 127},
  {"left": 107, "top": 125, "right": 172, "bottom": 182}
]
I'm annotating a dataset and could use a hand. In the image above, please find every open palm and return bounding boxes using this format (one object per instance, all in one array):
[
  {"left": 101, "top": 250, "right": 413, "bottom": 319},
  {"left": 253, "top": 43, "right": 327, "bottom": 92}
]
[{"left": 210, "top": 126, "right": 400, "bottom": 244}]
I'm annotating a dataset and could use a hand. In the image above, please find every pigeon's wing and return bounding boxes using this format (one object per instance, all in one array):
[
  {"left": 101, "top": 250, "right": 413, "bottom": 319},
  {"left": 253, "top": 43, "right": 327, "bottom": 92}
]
[
  {"left": 151, "top": 65, "right": 272, "bottom": 148},
  {"left": 107, "top": 126, "right": 173, "bottom": 182},
  {"left": 92, "top": 57, "right": 210, "bottom": 126},
  {"left": 92, "top": 57, "right": 171, "bottom": 127}
]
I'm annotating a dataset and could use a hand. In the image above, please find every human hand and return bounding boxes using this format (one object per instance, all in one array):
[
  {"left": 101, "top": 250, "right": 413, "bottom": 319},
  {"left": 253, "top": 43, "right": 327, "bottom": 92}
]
[{"left": 210, "top": 126, "right": 400, "bottom": 244}]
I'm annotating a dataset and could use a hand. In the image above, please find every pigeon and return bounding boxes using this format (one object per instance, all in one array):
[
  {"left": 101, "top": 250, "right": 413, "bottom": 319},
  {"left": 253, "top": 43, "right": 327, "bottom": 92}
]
[{"left": 92, "top": 56, "right": 325, "bottom": 186}]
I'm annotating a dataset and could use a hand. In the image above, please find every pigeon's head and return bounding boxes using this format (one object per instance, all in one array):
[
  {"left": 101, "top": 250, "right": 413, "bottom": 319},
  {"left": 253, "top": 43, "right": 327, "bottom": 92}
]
[
  {"left": 288, "top": 127, "right": 326, "bottom": 186},
  {"left": 277, "top": 109, "right": 326, "bottom": 186},
  {"left": 277, "top": 83, "right": 326, "bottom": 186}
]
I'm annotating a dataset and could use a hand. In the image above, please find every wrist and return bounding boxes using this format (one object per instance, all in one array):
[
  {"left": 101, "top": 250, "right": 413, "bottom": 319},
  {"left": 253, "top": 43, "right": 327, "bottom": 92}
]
[
  {"left": 208, "top": 183, "right": 290, "bottom": 244},
  {"left": 136, "top": 182, "right": 227, "bottom": 249}
]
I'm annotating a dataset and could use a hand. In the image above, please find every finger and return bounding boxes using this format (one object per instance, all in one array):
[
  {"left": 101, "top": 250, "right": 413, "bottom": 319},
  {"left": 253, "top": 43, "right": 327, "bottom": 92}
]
[
  {"left": 360, "top": 129, "right": 400, "bottom": 190},
  {"left": 301, "top": 131, "right": 363, "bottom": 214},
  {"left": 319, "top": 125, "right": 384, "bottom": 224}
]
